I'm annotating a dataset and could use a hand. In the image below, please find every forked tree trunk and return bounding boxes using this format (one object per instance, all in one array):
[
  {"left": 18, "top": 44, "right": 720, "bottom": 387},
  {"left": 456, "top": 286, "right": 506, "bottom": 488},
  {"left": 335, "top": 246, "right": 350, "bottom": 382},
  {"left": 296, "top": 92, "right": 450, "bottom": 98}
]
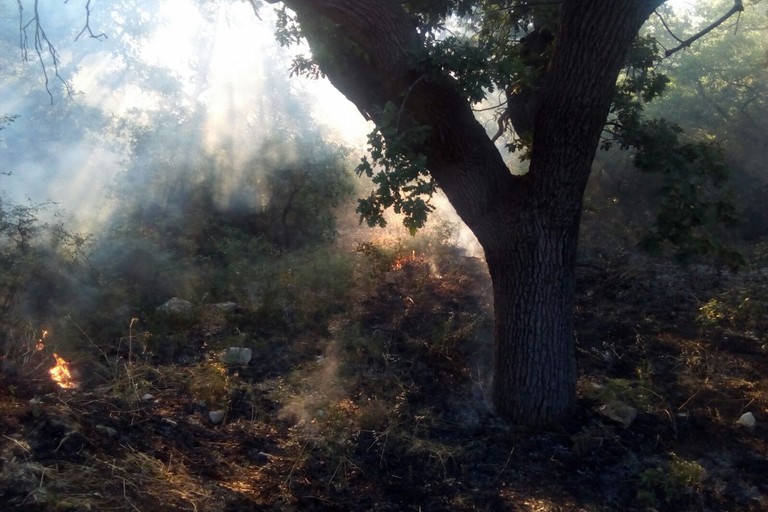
[{"left": 271, "top": 0, "right": 663, "bottom": 426}]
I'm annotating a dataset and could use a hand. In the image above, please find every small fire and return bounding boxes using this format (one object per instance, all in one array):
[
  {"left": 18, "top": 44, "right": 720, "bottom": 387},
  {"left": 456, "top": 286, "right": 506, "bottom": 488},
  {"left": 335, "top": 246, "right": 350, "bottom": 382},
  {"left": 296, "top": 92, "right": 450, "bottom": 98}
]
[
  {"left": 49, "top": 353, "right": 77, "bottom": 389},
  {"left": 392, "top": 250, "right": 419, "bottom": 270}
]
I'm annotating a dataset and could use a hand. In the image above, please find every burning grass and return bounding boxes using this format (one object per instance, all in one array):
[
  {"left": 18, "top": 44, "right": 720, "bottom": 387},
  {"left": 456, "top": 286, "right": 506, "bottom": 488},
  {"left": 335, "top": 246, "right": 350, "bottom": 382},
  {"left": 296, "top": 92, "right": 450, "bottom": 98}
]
[{"left": 48, "top": 353, "right": 77, "bottom": 390}]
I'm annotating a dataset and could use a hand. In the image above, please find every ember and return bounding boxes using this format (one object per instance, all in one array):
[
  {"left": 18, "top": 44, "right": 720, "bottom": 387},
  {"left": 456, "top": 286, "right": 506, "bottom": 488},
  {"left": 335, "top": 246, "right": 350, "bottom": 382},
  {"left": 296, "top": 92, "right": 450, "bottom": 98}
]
[{"left": 35, "top": 330, "right": 48, "bottom": 351}]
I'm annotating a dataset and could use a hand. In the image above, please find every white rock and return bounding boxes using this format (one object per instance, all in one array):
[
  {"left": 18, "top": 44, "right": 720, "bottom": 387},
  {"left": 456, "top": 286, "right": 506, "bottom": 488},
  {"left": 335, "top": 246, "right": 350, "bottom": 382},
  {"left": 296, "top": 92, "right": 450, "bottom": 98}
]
[
  {"left": 141, "top": 393, "right": 155, "bottom": 401},
  {"left": 209, "top": 410, "right": 226, "bottom": 424},
  {"left": 737, "top": 412, "right": 756, "bottom": 428}
]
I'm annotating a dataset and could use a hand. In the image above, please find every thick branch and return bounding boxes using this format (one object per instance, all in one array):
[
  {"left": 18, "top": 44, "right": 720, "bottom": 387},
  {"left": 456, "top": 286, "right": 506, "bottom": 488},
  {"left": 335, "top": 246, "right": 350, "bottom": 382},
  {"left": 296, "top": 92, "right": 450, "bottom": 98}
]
[
  {"left": 664, "top": 0, "right": 744, "bottom": 57},
  {"left": 530, "top": 0, "right": 661, "bottom": 205},
  {"left": 273, "top": 0, "right": 518, "bottom": 241}
]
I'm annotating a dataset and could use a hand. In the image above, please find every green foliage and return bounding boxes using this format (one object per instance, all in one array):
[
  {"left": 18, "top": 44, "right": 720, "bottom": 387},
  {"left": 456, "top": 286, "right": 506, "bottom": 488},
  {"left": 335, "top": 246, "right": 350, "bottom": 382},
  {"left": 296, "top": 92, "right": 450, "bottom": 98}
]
[
  {"left": 697, "top": 279, "right": 768, "bottom": 335},
  {"left": 589, "top": 30, "right": 743, "bottom": 266},
  {"left": 257, "top": 155, "right": 355, "bottom": 249},
  {"left": 356, "top": 102, "right": 435, "bottom": 234},
  {"left": 0, "top": 198, "right": 81, "bottom": 320},
  {"left": 584, "top": 377, "right": 660, "bottom": 412},
  {"left": 273, "top": 5, "right": 304, "bottom": 47},
  {"left": 186, "top": 359, "right": 231, "bottom": 408},
  {"left": 642, "top": 0, "right": 768, "bottom": 241},
  {"left": 220, "top": 239, "right": 355, "bottom": 332},
  {"left": 637, "top": 453, "right": 706, "bottom": 508},
  {"left": 274, "top": 1, "right": 744, "bottom": 250},
  {"left": 613, "top": 36, "right": 670, "bottom": 115},
  {"left": 274, "top": 3, "right": 562, "bottom": 226},
  {"left": 401, "top": 0, "right": 475, "bottom": 29},
  {"left": 274, "top": 6, "right": 364, "bottom": 80},
  {"left": 426, "top": 35, "right": 497, "bottom": 103},
  {"left": 629, "top": 120, "right": 741, "bottom": 266},
  {"left": 0, "top": 195, "right": 105, "bottom": 383}
]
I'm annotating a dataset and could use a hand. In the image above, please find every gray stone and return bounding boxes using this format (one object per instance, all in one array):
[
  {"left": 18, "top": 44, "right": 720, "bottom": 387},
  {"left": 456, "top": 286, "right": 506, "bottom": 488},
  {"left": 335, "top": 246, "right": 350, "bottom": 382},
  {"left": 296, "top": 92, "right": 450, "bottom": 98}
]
[
  {"left": 221, "top": 347, "right": 253, "bottom": 366},
  {"left": 210, "top": 302, "right": 238, "bottom": 313},
  {"left": 597, "top": 401, "right": 637, "bottom": 428},
  {"left": 156, "top": 297, "right": 194, "bottom": 316},
  {"left": 209, "top": 410, "right": 226, "bottom": 424}
]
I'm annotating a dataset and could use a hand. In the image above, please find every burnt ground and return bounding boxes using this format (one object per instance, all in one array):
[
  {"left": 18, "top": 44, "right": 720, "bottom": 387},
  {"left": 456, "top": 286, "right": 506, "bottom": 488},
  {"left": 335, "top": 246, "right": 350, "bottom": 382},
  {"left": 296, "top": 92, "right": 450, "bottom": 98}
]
[{"left": 1, "top": 254, "right": 767, "bottom": 511}]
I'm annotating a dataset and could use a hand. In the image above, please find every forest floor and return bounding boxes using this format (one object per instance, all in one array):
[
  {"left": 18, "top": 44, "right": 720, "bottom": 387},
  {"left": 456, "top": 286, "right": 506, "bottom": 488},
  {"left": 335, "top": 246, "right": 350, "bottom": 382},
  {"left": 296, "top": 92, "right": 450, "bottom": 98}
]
[{"left": 1, "top": 250, "right": 767, "bottom": 511}]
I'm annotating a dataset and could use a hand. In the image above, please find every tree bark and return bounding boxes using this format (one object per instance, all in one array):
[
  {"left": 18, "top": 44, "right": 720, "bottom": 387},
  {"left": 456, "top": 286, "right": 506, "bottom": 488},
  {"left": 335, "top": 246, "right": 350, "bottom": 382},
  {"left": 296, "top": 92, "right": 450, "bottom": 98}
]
[
  {"left": 483, "top": 211, "right": 581, "bottom": 423},
  {"left": 273, "top": 0, "right": 664, "bottom": 426}
]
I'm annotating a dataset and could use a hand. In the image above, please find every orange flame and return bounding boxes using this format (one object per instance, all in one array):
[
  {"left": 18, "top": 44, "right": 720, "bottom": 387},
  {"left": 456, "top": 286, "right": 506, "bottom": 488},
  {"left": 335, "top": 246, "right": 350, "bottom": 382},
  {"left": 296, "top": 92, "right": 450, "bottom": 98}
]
[
  {"left": 392, "top": 250, "right": 419, "bottom": 270},
  {"left": 49, "top": 353, "right": 77, "bottom": 389}
]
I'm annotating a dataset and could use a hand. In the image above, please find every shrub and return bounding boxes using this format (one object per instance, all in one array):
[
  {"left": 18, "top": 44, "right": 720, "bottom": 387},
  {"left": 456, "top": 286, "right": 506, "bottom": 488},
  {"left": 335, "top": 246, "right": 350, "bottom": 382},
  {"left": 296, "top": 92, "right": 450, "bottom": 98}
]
[
  {"left": 697, "top": 277, "right": 768, "bottom": 336},
  {"left": 637, "top": 453, "right": 706, "bottom": 508}
]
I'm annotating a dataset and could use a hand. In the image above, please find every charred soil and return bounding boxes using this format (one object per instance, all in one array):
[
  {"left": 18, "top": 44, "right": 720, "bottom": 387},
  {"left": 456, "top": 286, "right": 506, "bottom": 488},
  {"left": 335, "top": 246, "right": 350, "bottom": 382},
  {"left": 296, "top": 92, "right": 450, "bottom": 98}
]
[{"left": 1, "top": 254, "right": 767, "bottom": 511}]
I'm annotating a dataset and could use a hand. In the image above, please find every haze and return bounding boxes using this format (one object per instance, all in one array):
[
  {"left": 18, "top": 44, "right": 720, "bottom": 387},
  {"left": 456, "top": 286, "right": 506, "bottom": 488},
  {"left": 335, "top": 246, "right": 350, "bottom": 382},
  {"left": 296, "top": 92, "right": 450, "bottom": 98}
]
[{"left": 0, "top": 0, "right": 369, "bottom": 229}]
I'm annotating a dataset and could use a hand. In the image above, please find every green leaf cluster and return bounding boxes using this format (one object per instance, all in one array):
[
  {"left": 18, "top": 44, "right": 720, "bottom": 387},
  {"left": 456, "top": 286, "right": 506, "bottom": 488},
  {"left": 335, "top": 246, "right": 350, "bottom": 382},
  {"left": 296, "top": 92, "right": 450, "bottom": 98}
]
[
  {"left": 610, "top": 114, "right": 741, "bottom": 266},
  {"left": 355, "top": 102, "right": 435, "bottom": 235},
  {"left": 599, "top": 34, "right": 740, "bottom": 266}
]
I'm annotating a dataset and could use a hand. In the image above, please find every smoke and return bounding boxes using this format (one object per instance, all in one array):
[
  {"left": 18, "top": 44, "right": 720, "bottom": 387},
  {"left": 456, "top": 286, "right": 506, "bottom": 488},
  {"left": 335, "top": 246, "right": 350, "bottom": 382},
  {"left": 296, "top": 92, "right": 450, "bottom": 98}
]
[
  {"left": 278, "top": 340, "right": 346, "bottom": 431},
  {"left": 0, "top": 0, "right": 370, "bottom": 230},
  {"left": 0, "top": 0, "right": 492, "bottom": 355},
  {"left": 0, "top": 0, "right": 498, "bottom": 270}
]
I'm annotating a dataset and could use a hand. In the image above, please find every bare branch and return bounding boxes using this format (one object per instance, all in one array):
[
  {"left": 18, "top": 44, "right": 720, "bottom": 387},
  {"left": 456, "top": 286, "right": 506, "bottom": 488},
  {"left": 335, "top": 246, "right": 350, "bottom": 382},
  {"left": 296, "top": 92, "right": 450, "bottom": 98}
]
[
  {"left": 664, "top": 0, "right": 744, "bottom": 57},
  {"left": 18, "top": 0, "right": 73, "bottom": 104},
  {"left": 653, "top": 10, "right": 684, "bottom": 43},
  {"left": 472, "top": 99, "right": 508, "bottom": 113},
  {"left": 491, "top": 108, "right": 511, "bottom": 143},
  {"left": 75, "top": 0, "right": 107, "bottom": 42}
]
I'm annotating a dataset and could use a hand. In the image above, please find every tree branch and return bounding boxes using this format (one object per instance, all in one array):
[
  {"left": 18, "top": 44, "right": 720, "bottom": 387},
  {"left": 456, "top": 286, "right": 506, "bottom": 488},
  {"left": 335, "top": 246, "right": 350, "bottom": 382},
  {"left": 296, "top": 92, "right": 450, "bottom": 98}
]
[
  {"left": 18, "top": 0, "right": 73, "bottom": 103},
  {"left": 664, "top": 0, "right": 744, "bottom": 57},
  {"left": 75, "top": 0, "right": 107, "bottom": 41},
  {"left": 653, "top": 10, "right": 684, "bottom": 43}
]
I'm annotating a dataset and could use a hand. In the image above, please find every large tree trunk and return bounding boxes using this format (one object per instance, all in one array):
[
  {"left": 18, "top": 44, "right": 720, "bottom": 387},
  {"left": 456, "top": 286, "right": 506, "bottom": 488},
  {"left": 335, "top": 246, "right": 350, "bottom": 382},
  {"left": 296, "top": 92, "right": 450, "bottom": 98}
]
[
  {"left": 272, "top": 0, "right": 663, "bottom": 426},
  {"left": 482, "top": 210, "right": 582, "bottom": 423}
]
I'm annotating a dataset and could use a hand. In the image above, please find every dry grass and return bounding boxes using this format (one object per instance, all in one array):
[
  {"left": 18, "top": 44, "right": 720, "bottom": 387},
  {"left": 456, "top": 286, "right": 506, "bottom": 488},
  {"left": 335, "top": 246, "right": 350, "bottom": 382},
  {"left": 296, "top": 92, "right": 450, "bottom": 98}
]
[{"left": 1, "top": 251, "right": 767, "bottom": 511}]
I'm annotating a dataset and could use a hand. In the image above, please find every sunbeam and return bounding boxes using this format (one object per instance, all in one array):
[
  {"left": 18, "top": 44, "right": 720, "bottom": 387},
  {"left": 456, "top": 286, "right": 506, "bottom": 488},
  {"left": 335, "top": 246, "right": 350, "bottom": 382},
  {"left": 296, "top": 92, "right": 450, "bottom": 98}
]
[{"left": 1, "top": 0, "right": 369, "bottom": 228}]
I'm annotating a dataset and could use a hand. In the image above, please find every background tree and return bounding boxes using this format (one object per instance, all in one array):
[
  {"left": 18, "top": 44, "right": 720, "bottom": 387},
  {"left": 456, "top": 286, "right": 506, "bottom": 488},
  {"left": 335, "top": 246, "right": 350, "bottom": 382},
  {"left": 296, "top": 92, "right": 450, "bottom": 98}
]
[
  {"left": 646, "top": 0, "right": 768, "bottom": 241},
  {"left": 583, "top": 0, "right": 766, "bottom": 264},
  {"left": 264, "top": 0, "right": 750, "bottom": 425}
]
